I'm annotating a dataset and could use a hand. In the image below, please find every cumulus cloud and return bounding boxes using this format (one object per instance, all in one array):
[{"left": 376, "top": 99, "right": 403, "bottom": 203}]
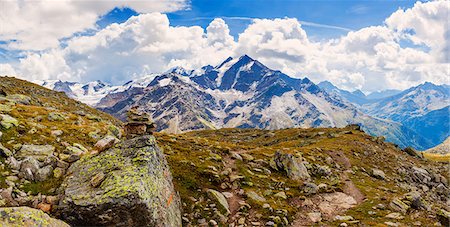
[
  {"left": 385, "top": 0, "right": 450, "bottom": 62},
  {"left": 0, "top": 0, "right": 189, "bottom": 51},
  {"left": 9, "top": 13, "right": 235, "bottom": 84},
  {"left": 1, "top": 1, "right": 449, "bottom": 92}
]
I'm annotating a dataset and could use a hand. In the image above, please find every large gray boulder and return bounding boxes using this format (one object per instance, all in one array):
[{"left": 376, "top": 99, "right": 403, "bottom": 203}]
[
  {"left": 270, "top": 151, "right": 310, "bottom": 181},
  {"left": 0, "top": 206, "right": 69, "bottom": 227},
  {"left": 16, "top": 144, "right": 55, "bottom": 161},
  {"left": 57, "top": 135, "right": 181, "bottom": 226}
]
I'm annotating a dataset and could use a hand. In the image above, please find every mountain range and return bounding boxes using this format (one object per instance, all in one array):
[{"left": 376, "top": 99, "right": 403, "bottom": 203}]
[{"left": 40, "top": 55, "right": 449, "bottom": 150}]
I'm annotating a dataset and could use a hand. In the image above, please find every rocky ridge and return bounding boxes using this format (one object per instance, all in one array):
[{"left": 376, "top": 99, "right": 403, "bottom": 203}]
[{"left": 0, "top": 76, "right": 181, "bottom": 226}]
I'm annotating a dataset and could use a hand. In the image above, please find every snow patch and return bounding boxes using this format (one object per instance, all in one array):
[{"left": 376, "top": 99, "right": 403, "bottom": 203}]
[{"left": 158, "top": 78, "right": 171, "bottom": 87}]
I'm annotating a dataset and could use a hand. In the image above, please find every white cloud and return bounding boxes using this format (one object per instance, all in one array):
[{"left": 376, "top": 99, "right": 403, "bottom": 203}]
[
  {"left": 0, "top": 64, "right": 17, "bottom": 76},
  {"left": 0, "top": 0, "right": 189, "bottom": 51},
  {"left": 385, "top": 0, "right": 450, "bottom": 63},
  {"left": 13, "top": 13, "right": 235, "bottom": 84},
  {"left": 2, "top": 1, "right": 449, "bottom": 92}
]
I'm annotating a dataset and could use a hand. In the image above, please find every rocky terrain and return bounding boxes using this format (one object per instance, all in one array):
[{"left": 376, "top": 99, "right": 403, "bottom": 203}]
[
  {"left": 0, "top": 76, "right": 448, "bottom": 227},
  {"left": 159, "top": 126, "right": 449, "bottom": 226},
  {"left": 0, "top": 76, "right": 180, "bottom": 226}
]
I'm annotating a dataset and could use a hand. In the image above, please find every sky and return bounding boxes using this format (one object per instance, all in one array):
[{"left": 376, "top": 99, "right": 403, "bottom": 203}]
[{"left": 0, "top": 0, "right": 448, "bottom": 93}]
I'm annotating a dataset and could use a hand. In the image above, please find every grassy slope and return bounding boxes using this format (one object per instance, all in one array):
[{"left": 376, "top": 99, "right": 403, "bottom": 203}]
[
  {"left": 157, "top": 127, "right": 449, "bottom": 226},
  {"left": 0, "top": 76, "right": 121, "bottom": 194}
]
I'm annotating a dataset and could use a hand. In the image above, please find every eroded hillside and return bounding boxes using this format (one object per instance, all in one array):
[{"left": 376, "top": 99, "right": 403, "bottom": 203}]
[{"left": 158, "top": 126, "right": 449, "bottom": 226}]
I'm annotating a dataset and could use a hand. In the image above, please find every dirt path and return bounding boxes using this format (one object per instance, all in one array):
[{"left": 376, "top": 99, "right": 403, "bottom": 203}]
[{"left": 291, "top": 149, "right": 365, "bottom": 226}]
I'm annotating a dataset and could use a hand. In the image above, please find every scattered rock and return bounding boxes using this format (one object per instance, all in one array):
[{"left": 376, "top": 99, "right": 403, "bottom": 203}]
[
  {"left": 0, "top": 206, "right": 69, "bottom": 226},
  {"left": 221, "top": 192, "right": 233, "bottom": 199},
  {"left": 389, "top": 198, "right": 410, "bottom": 214},
  {"left": 270, "top": 151, "right": 310, "bottom": 181},
  {"left": 370, "top": 168, "right": 386, "bottom": 180},
  {"left": 246, "top": 191, "right": 266, "bottom": 203},
  {"left": 334, "top": 215, "right": 354, "bottom": 221},
  {"left": 48, "top": 112, "right": 66, "bottom": 121},
  {"left": 274, "top": 191, "right": 287, "bottom": 200},
  {"left": 19, "top": 157, "right": 40, "bottom": 181},
  {"left": 16, "top": 144, "right": 55, "bottom": 161},
  {"left": 307, "top": 212, "right": 322, "bottom": 223},
  {"left": 303, "top": 182, "right": 318, "bottom": 195},
  {"left": 386, "top": 212, "right": 404, "bottom": 220},
  {"left": 6, "top": 156, "right": 20, "bottom": 170},
  {"left": 93, "top": 135, "right": 119, "bottom": 153},
  {"left": 37, "top": 202, "right": 52, "bottom": 213},
  {"left": 0, "top": 114, "right": 19, "bottom": 129},
  {"left": 241, "top": 153, "right": 254, "bottom": 161},
  {"left": 35, "top": 165, "right": 54, "bottom": 182},
  {"left": 207, "top": 189, "right": 230, "bottom": 216},
  {"left": 0, "top": 143, "right": 12, "bottom": 157},
  {"left": 318, "top": 192, "right": 357, "bottom": 215},
  {"left": 6, "top": 94, "right": 31, "bottom": 105},
  {"left": 51, "top": 130, "right": 63, "bottom": 137}
]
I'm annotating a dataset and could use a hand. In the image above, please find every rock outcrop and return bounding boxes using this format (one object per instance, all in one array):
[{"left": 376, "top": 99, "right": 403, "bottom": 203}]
[
  {"left": 0, "top": 207, "right": 69, "bottom": 227},
  {"left": 270, "top": 151, "right": 310, "bottom": 181},
  {"left": 57, "top": 135, "right": 181, "bottom": 226}
]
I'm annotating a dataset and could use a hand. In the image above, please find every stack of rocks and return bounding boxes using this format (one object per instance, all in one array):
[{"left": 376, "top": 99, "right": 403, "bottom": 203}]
[{"left": 124, "top": 107, "right": 156, "bottom": 138}]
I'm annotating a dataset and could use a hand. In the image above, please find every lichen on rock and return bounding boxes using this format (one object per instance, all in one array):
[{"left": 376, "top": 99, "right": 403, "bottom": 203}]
[{"left": 57, "top": 135, "right": 181, "bottom": 226}]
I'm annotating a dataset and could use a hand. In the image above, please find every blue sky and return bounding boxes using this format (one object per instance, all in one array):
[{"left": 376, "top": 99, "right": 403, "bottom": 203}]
[
  {"left": 99, "top": 0, "right": 418, "bottom": 41},
  {"left": 1, "top": 0, "right": 447, "bottom": 92}
]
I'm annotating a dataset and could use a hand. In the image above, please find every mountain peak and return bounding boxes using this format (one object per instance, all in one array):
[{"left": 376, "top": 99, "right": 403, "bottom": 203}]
[
  {"left": 217, "top": 56, "right": 234, "bottom": 68},
  {"left": 317, "top": 81, "right": 337, "bottom": 90},
  {"left": 238, "top": 54, "right": 254, "bottom": 62}
]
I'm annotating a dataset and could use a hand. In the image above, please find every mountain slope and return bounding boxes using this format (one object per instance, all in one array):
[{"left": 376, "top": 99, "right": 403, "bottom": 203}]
[
  {"left": 318, "top": 81, "right": 369, "bottom": 105},
  {"left": 160, "top": 126, "right": 449, "bottom": 226},
  {"left": 362, "top": 82, "right": 450, "bottom": 122},
  {"left": 97, "top": 55, "right": 432, "bottom": 150}
]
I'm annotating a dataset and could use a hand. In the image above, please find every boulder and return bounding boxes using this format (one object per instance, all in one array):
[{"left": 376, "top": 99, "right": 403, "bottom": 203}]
[
  {"left": 19, "top": 157, "right": 40, "bottom": 181},
  {"left": 48, "top": 112, "right": 66, "bottom": 121},
  {"left": 389, "top": 198, "right": 410, "bottom": 214},
  {"left": 270, "top": 151, "right": 310, "bottom": 181},
  {"left": 0, "top": 206, "right": 69, "bottom": 226},
  {"left": 370, "top": 168, "right": 386, "bottom": 180},
  {"left": 6, "top": 156, "right": 20, "bottom": 170},
  {"left": 207, "top": 189, "right": 230, "bottom": 216},
  {"left": 0, "top": 143, "right": 12, "bottom": 157},
  {"left": 35, "top": 165, "right": 54, "bottom": 182},
  {"left": 411, "top": 167, "right": 431, "bottom": 184},
  {"left": 16, "top": 145, "right": 55, "bottom": 161},
  {"left": 246, "top": 191, "right": 266, "bottom": 203},
  {"left": 303, "top": 182, "right": 318, "bottom": 195},
  {"left": 93, "top": 135, "right": 119, "bottom": 153},
  {"left": 51, "top": 130, "right": 63, "bottom": 137},
  {"left": 0, "top": 114, "right": 19, "bottom": 129},
  {"left": 6, "top": 94, "right": 31, "bottom": 105},
  {"left": 57, "top": 135, "right": 181, "bottom": 226},
  {"left": 274, "top": 191, "right": 287, "bottom": 199}
]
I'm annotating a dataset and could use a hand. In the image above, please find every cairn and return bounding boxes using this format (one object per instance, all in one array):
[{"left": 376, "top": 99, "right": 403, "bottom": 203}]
[{"left": 124, "top": 107, "right": 156, "bottom": 139}]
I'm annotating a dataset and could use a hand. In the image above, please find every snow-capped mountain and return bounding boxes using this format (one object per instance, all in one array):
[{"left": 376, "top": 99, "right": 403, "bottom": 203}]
[
  {"left": 319, "top": 80, "right": 449, "bottom": 149},
  {"left": 40, "top": 74, "right": 158, "bottom": 106},
  {"left": 362, "top": 82, "right": 450, "bottom": 148},
  {"left": 318, "top": 81, "right": 369, "bottom": 105},
  {"left": 362, "top": 82, "right": 450, "bottom": 122},
  {"left": 96, "top": 55, "right": 432, "bottom": 150}
]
